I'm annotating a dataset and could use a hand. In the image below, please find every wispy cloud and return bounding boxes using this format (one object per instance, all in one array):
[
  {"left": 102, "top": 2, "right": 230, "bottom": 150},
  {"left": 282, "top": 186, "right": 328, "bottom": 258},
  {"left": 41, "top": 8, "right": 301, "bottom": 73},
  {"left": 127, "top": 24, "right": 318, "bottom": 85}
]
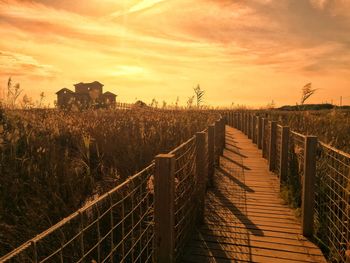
[
  {"left": 0, "top": 51, "right": 56, "bottom": 78},
  {"left": 0, "top": 0, "right": 350, "bottom": 105},
  {"left": 129, "top": 0, "right": 166, "bottom": 13}
]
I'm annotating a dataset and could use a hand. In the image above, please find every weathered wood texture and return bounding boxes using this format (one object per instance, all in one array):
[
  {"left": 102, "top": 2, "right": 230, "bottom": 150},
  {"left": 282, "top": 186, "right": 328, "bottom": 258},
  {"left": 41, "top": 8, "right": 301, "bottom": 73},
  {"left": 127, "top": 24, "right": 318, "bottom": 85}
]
[{"left": 182, "top": 127, "right": 326, "bottom": 263}]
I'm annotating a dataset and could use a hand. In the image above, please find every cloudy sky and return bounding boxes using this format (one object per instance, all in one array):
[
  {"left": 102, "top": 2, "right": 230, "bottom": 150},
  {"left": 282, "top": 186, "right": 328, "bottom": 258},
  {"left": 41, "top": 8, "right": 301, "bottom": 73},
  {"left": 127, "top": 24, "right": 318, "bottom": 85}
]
[{"left": 0, "top": 0, "right": 350, "bottom": 106}]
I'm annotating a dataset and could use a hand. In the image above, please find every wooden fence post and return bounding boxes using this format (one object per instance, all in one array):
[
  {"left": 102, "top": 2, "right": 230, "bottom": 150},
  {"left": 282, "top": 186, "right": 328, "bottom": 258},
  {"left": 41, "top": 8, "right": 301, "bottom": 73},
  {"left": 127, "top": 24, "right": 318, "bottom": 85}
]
[
  {"left": 257, "top": 117, "right": 263, "bottom": 149},
  {"left": 245, "top": 113, "right": 248, "bottom": 134},
  {"left": 154, "top": 154, "right": 175, "bottom": 263},
  {"left": 242, "top": 113, "right": 245, "bottom": 134},
  {"left": 196, "top": 132, "right": 207, "bottom": 223},
  {"left": 247, "top": 114, "right": 251, "bottom": 137},
  {"left": 346, "top": 250, "right": 350, "bottom": 263},
  {"left": 248, "top": 113, "right": 253, "bottom": 139},
  {"left": 246, "top": 113, "right": 249, "bottom": 136},
  {"left": 238, "top": 112, "right": 240, "bottom": 129},
  {"left": 231, "top": 112, "right": 235, "bottom": 128},
  {"left": 253, "top": 116, "right": 257, "bottom": 144},
  {"left": 208, "top": 125, "right": 215, "bottom": 187},
  {"left": 230, "top": 112, "right": 234, "bottom": 127},
  {"left": 222, "top": 118, "right": 226, "bottom": 152},
  {"left": 269, "top": 121, "right": 277, "bottom": 171},
  {"left": 250, "top": 114, "right": 254, "bottom": 139},
  {"left": 243, "top": 112, "right": 246, "bottom": 133},
  {"left": 302, "top": 136, "right": 317, "bottom": 237},
  {"left": 246, "top": 113, "right": 250, "bottom": 138},
  {"left": 232, "top": 112, "right": 235, "bottom": 128},
  {"left": 235, "top": 112, "right": 238, "bottom": 128},
  {"left": 240, "top": 112, "right": 243, "bottom": 131},
  {"left": 214, "top": 120, "right": 221, "bottom": 166},
  {"left": 247, "top": 114, "right": 250, "bottom": 138},
  {"left": 261, "top": 118, "right": 267, "bottom": 157},
  {"left": 280, "top": 126, "right": 289, "bottom": 185}
]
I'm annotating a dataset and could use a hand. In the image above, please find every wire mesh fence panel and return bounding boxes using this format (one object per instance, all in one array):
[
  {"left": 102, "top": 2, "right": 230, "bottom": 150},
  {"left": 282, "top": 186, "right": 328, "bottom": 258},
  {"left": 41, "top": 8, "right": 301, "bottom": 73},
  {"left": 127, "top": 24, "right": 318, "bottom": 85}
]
[
  {"left": 0, "top": 164, "right": 155, "bottom": 263},
  {"left": 315, "top": 142, "right": 350, "bottom": 262},
  {"left": 255, "top": 116, "right": 260, "bottom": 144},
  {"left": 169, "top": 136, "right": 200, "bottom": 260},
  {"left": 284, "top": 131, "right": 306, "bottom": 208},
  {"left": 275, "top": 125, "right": 282, "bottom": 176},
  {"left": 263, "top": 122, "right": 270, "bottom": 160}
]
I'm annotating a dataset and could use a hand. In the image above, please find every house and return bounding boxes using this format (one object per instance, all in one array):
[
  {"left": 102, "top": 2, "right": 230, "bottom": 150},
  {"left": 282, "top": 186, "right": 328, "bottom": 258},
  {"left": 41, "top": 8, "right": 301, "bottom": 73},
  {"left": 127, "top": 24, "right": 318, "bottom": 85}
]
[{"left": 56, "top": 81, "right": 117, "bottom": 109}]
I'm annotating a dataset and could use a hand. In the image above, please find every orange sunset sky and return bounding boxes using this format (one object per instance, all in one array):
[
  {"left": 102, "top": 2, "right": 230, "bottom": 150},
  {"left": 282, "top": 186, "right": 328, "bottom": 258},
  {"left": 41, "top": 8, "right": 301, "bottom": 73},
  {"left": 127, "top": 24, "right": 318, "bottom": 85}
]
[{"left": 0, "top": 0, "right": 350, "bottom": 107}]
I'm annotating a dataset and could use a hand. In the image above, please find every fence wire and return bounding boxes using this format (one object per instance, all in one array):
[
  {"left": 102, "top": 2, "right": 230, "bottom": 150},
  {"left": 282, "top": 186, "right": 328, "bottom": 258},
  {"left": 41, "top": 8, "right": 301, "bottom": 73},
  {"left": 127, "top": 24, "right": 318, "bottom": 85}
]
[
  {"left": 0, "top": 164, "right": 155, "bottom": 263},
  {"left": 263, "top": 121, "right": 270, "bottom": 160},
  {"left": 169, "top": 135, "right": 202, "bottom": 260},
  {"left": 315, "top": 142, "right": 350, "bottom": 262},
  {"left": 284, "top": 131, "right": 306, "bottom": 207},
  {"left": 254, "top": 116, "right": 259, "bottom": 144},
  {"left": 275, "top": 125, "right": 282, "bottom": 176},
  {"left": 290, "top": 131, "right": 305, "bottom": 181},
  {"left": 233, "top": 111, "right": 350, "bottom": 261}
]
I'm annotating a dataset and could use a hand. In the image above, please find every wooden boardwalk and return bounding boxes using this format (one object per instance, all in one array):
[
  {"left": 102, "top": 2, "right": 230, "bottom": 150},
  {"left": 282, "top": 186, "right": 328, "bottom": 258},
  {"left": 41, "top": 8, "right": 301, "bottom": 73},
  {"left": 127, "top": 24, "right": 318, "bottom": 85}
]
[{"left": 182, "top": 127, "right": 326, "bottom": 263}]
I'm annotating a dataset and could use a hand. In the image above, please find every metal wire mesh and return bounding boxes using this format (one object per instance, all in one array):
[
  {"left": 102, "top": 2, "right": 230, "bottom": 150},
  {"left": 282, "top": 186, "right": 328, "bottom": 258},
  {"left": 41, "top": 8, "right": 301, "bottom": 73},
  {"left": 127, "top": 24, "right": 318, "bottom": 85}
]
[
  {"left": 290, "top": 131, "right": 305, "bottom": 180},
  {"left": 0, "top": 164, "right": 155, "bottom": 263},
  {"left": 283, "top": 131, "right": 306, "bottom": 207},
  {"left": 263, "top": 121, "right": 270, "bottom": 160},
  {"left": 169, "top": 136, "right": 202, "bottom": 260},
  {"left": 254, "top": 116, "right": 259, "bottom": 144},
  {"left": 275, "top": 125, "right": 282, "bottom": 176},
  {"left": 314, "top": 142, "right": 350, "bottom": 262},
  {"left": 232, "top": 112, "right": 350, "bottom": 261}
]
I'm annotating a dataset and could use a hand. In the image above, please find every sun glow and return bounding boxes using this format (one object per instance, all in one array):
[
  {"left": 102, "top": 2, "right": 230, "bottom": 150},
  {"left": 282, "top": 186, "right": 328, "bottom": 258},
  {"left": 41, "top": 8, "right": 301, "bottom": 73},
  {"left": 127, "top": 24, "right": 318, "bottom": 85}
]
[{"left": 0, "top": 0, "right": 350, "bottom": 106}]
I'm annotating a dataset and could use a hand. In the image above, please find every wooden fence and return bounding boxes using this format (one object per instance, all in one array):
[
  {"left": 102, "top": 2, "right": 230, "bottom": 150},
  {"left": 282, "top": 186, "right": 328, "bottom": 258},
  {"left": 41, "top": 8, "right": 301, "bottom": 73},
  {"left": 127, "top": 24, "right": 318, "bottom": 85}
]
[
  {"left": 226, "top": 111, "right": 350, "bottom": 263},
  {"left": 0, "top": 117, "right": 226, "bottom": 263}
]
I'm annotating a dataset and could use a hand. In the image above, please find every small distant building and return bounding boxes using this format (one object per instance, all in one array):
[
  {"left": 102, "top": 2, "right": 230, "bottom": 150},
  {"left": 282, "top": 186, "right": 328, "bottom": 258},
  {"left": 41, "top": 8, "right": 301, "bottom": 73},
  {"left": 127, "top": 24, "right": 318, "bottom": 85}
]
[
  {"left": 102, "top": 91, "right": 117, "bottom": 105},
  {"left": 56, "top": 81, "right": 117, "bottom": 109}
]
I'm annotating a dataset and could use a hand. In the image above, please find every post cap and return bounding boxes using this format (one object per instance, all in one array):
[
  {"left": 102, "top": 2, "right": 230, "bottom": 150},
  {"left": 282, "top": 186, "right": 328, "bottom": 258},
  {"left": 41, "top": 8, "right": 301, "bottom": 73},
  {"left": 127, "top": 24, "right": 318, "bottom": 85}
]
[{"left": 155, "top": 154, "right": 175, "bottom": 159}]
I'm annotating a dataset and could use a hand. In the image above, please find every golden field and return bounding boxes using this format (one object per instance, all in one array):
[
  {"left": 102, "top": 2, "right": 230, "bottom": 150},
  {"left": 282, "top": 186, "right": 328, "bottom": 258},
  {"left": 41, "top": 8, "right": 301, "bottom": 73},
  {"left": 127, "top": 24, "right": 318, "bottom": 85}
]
[{"left": 0, "top": 107, "right": 217, "bottom": 256}]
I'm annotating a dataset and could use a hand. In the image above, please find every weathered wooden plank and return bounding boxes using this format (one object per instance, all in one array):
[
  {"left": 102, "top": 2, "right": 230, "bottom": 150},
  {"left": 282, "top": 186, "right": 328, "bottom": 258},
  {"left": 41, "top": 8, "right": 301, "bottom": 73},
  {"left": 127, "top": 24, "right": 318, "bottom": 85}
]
[
  {"left": 183, "top": 253, "right": 314, "bottom": 263},
  {"left": 192, "top": 229, "right": 321, "bottom": 249},
  {"left": 187, "top": 245, "right": 325, "bottom": 263},
  {"left": 181, "top": 127, "right": 326, "bottom": 263},
  {"left": 202, "top": 222, "right": 303, "bottom": 235},
  {"left": 205, "top": 215, "right": 301, "bottom": 227},
  {"left": 190, "top": 235, "right": 323, "bottom": 255},
  {"left": 197, "top": 227, "right": 311, "bottom": 243}
]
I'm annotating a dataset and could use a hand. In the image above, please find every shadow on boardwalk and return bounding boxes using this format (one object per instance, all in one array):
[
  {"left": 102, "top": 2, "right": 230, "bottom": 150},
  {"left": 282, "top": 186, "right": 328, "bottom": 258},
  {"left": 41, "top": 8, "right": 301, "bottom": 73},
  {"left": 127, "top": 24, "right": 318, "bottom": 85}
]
[
  {"left": 181, "top": 126, "right": 326, "bottom": 263},
  {"left": 217, "top": 167, "right": 254, "bottom": 193}
]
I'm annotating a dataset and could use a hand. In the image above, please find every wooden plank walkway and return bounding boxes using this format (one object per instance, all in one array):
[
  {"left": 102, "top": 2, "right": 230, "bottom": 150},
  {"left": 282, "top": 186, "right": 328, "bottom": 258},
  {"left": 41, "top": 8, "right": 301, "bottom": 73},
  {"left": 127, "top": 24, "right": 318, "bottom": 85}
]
[{"left": 182, "top": 126, "right": 326, "bottom": 263}]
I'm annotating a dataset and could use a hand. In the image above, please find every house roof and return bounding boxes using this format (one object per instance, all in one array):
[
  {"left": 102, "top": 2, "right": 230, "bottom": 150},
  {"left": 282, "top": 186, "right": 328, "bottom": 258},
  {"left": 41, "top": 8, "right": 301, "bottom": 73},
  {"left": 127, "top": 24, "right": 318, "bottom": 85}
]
[
  {"left": 74, "top": 81, "right": 104, "bottom": 87},
  {"left": 103, "top": 91, "right": 117, "bottom": 97},
  {"left": 56, "top": 88, "right": 74, "bottom": 94}
]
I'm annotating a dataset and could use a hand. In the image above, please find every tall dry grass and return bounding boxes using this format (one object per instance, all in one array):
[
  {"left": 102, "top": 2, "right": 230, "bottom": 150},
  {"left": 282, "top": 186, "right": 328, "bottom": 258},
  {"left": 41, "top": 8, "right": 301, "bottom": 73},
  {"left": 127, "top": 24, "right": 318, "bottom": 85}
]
[
  {"left": 267, "top": 109, "right": 350, "bottom": 152},
  {"left": 0, "top": 107, "right": 217, "bottom": 256}
]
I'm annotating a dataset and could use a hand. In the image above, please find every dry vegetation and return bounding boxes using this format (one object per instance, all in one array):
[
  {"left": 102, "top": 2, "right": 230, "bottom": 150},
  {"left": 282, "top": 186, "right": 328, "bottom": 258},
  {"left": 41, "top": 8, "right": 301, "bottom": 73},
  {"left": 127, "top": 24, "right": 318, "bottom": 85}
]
[
  {"left": 0, "top": 107, "right": 217, "bottom": 256},
  {"left": 267, "top": 109, "right": 350, "bottom": 152}
]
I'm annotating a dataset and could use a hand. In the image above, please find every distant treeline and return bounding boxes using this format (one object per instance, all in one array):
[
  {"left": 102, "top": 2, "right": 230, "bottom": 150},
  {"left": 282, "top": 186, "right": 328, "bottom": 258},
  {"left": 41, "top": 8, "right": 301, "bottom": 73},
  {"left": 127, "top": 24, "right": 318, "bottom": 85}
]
[{"left": 278, "top": 104, "right": 350, "bottom": 111}]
